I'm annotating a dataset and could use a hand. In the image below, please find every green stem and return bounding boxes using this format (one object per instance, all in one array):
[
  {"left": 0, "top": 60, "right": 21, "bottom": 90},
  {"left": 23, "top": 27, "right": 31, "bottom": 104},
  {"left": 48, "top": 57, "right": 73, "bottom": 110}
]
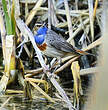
[{"left": 2, "top": 0, "right": 12, "bottom": 35}]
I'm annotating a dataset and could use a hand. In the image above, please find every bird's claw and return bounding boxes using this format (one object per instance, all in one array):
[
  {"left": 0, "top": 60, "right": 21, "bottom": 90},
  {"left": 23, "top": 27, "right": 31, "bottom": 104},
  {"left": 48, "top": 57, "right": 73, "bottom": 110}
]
[{"left": 50, "top": 58, "right": 61, "bottom": 70}]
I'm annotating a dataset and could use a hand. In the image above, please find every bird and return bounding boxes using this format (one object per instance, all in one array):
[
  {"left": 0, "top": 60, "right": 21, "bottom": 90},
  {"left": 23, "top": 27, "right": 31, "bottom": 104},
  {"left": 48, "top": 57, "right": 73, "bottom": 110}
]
[{"left": 34, "top": 26, "right": 94, "bottom": 59}]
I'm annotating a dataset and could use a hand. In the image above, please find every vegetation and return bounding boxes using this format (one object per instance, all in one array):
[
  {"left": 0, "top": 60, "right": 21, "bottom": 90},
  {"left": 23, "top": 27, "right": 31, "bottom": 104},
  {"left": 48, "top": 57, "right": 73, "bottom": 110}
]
[{"left": 0, "top": 0, "right": 106, "bottom": 110}]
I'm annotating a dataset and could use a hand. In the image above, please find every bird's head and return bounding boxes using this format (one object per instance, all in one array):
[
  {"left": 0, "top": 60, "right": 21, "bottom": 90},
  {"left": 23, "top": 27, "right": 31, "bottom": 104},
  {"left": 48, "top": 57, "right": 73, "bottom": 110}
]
[
  {"left": 34, "top": 26, "right": 48, "bottom": 45},
  {"left": 37, "top": 26, "right": 48, "bottom": 35}
]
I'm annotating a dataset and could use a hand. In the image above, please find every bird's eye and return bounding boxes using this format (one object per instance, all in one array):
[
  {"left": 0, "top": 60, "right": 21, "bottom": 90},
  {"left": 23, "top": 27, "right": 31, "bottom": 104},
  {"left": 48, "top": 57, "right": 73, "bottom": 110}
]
[{"left": 50, "top": 39, "right": 53, "bottom": 42}]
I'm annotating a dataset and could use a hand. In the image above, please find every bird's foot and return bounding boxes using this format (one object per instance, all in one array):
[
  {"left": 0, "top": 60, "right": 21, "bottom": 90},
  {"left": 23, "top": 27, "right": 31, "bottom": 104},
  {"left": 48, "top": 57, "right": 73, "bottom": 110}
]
[
  {"left": 47, "top": 58, "right": 60, "bottom": 79},
  {"left": 50, "top": 58, "right": 61, "bottom": 70}
]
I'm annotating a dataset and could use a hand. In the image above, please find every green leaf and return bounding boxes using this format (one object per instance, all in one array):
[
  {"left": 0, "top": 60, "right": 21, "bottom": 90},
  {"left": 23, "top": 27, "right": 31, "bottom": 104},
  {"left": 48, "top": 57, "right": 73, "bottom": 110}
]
[
  {"left": 2, "top": 0, "right": 12, "bottom": 35},
  {"left": 11, "top": 0, "right": 16, "bottom": 35}
]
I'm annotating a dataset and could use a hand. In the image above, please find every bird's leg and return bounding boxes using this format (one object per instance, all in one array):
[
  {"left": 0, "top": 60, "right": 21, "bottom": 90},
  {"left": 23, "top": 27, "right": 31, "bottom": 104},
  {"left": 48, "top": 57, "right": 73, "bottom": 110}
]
[
  {"left": 57, "top": 57, "right": 62, "bottom": 65},
  {"left": 48, "top": 58, "right": 62, "bottom": 79},
  {"left": 50, "top": 57, "right": 62, "bottom": 70},
  {"left": 50, "top": 58, "right": 57, "bottom": 69}
]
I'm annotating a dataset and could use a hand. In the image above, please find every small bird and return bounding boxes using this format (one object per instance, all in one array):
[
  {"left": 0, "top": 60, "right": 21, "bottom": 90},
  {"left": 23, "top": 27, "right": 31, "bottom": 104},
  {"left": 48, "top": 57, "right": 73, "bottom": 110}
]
[{"left": 34, "top": 26, "right": 93, "bottom": 58}]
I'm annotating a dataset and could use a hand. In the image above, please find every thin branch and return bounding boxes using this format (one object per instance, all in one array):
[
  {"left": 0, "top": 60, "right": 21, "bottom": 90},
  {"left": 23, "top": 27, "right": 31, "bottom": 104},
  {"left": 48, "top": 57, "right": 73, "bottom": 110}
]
[
  {"left": 0, "top": 96, "right": 12, "bottom": 108},
  {"left": 64, "top": 0, "right": 74, "bottom": 45},
  {"left": 26, "top": 0, "right": 43, "bottom": 25},
  {"left": 48, "top": 0, "right": 51, "bottom": 29},
  {"left": 80, "top": 67, "right": 98, "bottom": 75},
  {"left": 88, "top": 0, "right": 94, "bottom": 42}
]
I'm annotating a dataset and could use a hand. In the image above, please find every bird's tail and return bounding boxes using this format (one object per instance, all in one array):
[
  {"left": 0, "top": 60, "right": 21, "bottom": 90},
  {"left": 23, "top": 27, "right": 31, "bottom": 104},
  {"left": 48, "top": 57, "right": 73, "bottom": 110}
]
[{"left": 76, "top": 49, "right": 95, "bottom": 57}]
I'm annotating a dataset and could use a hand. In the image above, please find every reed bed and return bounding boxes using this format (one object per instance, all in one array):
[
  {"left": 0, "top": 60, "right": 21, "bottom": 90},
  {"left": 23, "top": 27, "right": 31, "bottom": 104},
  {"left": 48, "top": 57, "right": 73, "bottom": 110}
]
[{"left": 0, "top": 0, "right": 104, "bottom": 110}]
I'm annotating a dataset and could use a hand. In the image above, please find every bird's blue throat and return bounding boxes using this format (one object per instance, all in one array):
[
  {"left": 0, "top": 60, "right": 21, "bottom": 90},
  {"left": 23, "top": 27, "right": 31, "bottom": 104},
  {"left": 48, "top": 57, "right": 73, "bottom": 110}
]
[
  {"left": 34, "top": 26, "right": 48, "bottom": 45},
  {"left": 34, "top": 34, "right": 45, "bottom": 45}
]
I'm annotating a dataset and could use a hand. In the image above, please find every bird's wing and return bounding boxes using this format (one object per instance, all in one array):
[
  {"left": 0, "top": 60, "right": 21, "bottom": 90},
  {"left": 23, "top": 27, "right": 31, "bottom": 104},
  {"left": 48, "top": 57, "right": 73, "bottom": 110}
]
[{"left": 46, "top": 29, "right": 80, "bottom": 55}]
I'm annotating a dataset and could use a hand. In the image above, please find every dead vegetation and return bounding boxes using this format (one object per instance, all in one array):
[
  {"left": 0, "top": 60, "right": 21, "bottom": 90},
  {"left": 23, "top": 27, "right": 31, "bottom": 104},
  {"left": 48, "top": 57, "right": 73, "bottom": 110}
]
[{"left": 0, "top": 0, "right": 103, "bottom": 110}]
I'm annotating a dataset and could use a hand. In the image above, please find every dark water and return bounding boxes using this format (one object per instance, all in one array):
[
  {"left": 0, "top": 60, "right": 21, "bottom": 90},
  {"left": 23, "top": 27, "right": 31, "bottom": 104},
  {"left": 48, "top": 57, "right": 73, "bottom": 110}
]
[
  {"left": 0, "top": 94, "right": 69, "bottom": 110},
  {"left": 0, "top": 73, "right": 92, "bottom": 110}
]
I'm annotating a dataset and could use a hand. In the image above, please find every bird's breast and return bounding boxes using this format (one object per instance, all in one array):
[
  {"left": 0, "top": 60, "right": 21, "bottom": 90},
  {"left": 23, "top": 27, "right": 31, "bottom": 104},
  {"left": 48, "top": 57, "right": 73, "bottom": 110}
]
[{"left": 37, "top": 43, "right": 47, "bottom": 51}]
